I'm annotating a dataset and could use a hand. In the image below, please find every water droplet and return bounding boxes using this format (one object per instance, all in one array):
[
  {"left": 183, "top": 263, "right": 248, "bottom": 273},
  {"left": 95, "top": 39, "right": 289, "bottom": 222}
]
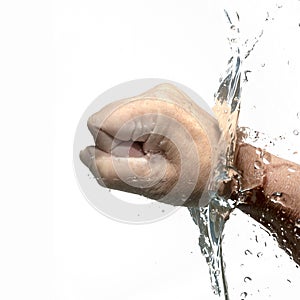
[
  {"left": 254, "top": 160, "right": 263, "bottom": 169},
  {"left": 255, "top": 148, "right": 262, "bottom": 155},
  {"left": 240, "top": 292, "right": 248, "bottom": 299},
  {"left": 270, "top": 192, "right": 284, "bottom": 204},
  {"left": 293, "top": 129, "right": 299, "bottom": 135},
  {"left": 288, "top": 167, "right": 296, "bottom": 173},
  {"left": 244, "top": 276, "right": 252, "bottom": 282},
  {"left": 260, "top": 151, "right": 271, "bottom": 164},
  {"left": 244, "top": 249, "right": 253, "bottom": 255},
  {"left": 244, "top": 70, "right": 252, "bottom": 82},
  {"left": 127, "top": 176, "right": 138, "bottom": 183}
]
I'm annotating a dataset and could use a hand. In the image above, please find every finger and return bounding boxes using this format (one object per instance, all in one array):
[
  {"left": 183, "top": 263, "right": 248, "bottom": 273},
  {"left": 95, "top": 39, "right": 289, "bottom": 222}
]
[
  {"left": 93, "top": 129, "right": 123, "bottom": 154},
  {"left": 87, "top": 84, "right": 219, "bottom": 151},
  {"left": 79, "top": 146, "right": 103, "bottom": 180},
  {"left": 79, "top": 145, "right": 179, "bottom": 203},
  {"left": 88, "top": 107, "right": 157, "bottom": 143}
]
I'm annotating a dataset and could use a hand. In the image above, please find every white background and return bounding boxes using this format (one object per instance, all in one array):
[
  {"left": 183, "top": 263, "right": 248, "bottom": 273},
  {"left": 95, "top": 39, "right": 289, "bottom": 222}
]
[{"left": 1, "top": 0, "right": 299, "bottom": 299}]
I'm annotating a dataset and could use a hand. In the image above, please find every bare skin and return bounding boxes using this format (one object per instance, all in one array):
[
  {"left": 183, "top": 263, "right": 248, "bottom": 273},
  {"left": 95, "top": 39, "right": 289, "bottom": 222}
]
[
  {"left": 235, "top": 143, "right": 300, "bottom": 264},
  {"left": 80, "top": 83, "right": 300, "bottom": 264}
]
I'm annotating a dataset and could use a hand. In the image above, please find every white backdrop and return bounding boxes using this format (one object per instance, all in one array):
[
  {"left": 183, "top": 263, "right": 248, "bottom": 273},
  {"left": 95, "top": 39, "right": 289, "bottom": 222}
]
[
  {"left": 1, "top": 1, "right": 299, "bottom": 299},
  {"left": 53, "top": 1, "right": 225, "bottom": 299}
]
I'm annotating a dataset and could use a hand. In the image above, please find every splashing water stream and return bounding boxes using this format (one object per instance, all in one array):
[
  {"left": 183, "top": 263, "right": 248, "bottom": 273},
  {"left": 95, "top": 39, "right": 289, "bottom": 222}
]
[
  {"left": 189, "top": 10, "right": 242, "bottom": 298},
  {"left": 188, "top": 3, "right": 289, "bottom": 297}
]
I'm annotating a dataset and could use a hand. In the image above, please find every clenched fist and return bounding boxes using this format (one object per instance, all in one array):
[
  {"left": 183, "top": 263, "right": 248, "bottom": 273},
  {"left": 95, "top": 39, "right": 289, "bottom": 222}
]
[{"left": 80, "top": 83, "right": 220, "bottom": 206}]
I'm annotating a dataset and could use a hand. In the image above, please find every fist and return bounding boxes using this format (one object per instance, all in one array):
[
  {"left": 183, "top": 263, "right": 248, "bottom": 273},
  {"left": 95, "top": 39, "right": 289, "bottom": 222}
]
[{"left": 80, "top": 84, "right": 220, "bottom": 206}]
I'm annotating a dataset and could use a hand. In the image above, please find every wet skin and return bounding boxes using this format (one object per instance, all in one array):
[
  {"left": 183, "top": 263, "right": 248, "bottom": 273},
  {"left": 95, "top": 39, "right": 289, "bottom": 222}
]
[{"left": 80, "top": 83, "right": 300, "bottom": 265}]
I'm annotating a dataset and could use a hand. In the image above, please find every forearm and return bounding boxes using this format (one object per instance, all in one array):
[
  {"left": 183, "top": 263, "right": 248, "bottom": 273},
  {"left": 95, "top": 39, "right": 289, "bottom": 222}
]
[{"left": 234, "top": 143, "right": 300, "bottom": 264}]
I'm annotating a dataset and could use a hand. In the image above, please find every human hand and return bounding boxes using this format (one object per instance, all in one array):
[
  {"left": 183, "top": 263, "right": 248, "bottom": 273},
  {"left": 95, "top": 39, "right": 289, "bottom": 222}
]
[{"left": 80, "top": 83, "right": 220, "bottom": 206}]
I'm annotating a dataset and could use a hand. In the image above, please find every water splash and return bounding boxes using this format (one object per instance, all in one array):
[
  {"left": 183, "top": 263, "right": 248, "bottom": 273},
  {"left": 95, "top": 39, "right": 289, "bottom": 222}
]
[
  {"left": 189, "top": 9, "right": 242, "bottom": 299},
  {"left": 189, "top": 2, "right": 300, "bottom": 298}
]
